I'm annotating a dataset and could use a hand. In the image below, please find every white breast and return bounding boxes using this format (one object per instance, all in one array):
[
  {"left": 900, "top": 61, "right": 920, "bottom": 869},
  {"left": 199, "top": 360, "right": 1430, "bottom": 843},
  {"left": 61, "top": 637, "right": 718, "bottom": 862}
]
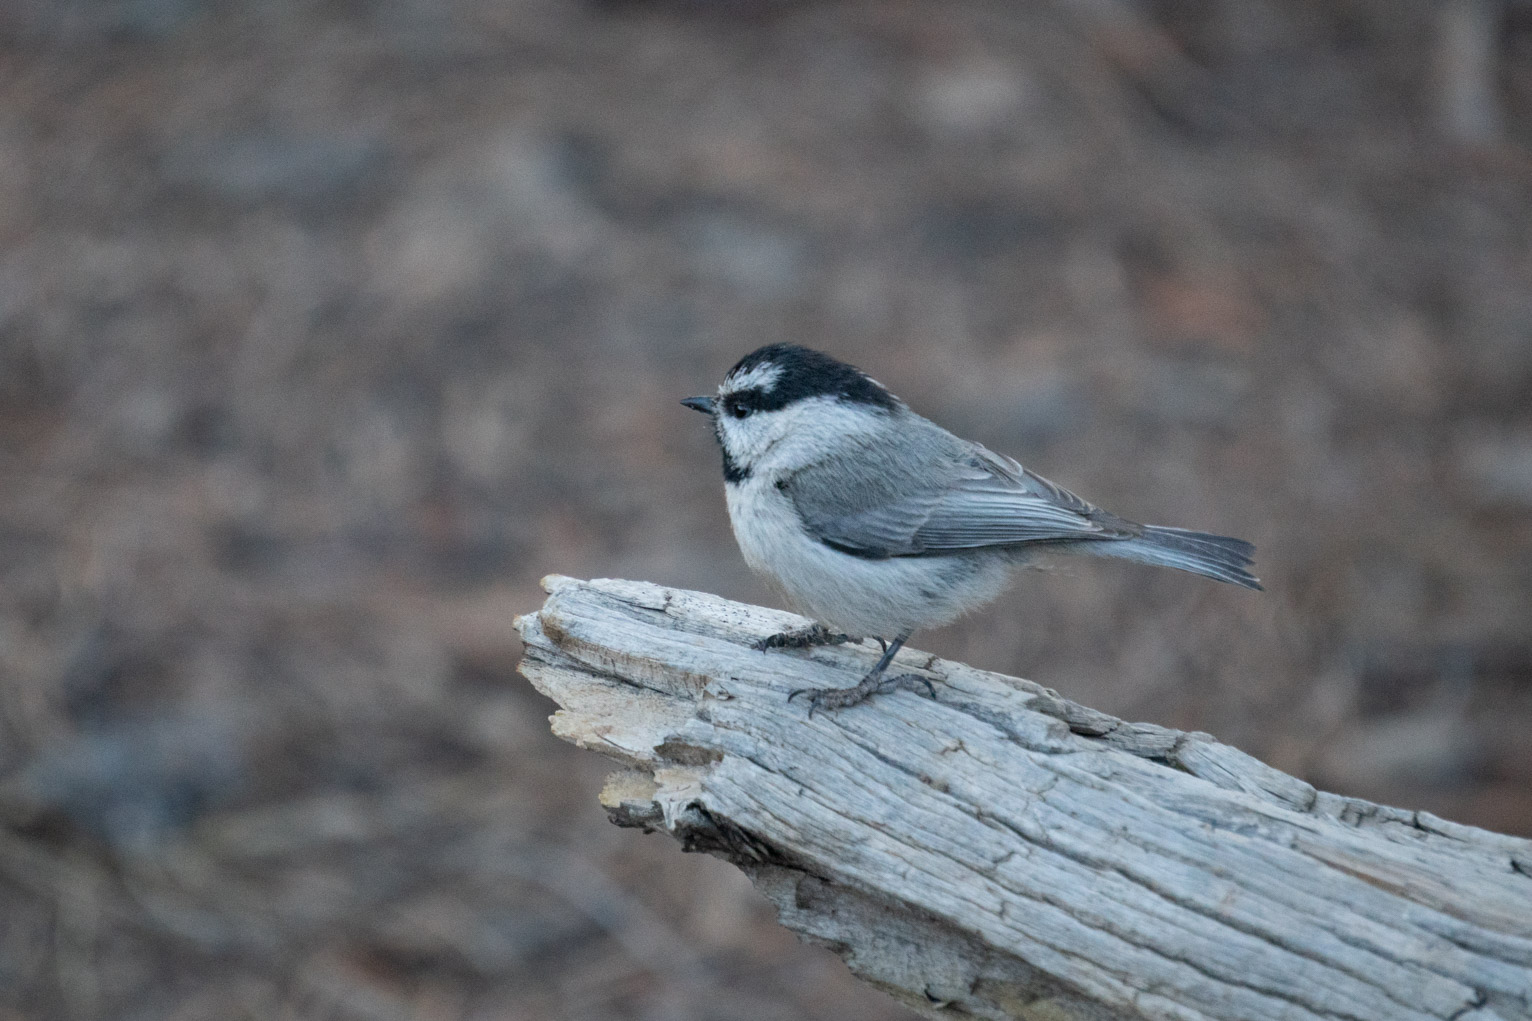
[{"left": 724, "top": 476, "right": 1013, "bottom": 638}]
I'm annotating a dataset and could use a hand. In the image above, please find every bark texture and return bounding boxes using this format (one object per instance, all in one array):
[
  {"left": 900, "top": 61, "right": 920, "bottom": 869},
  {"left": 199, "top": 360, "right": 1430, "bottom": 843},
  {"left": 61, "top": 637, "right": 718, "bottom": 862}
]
[{"left": 515, "top": 576, "right": 1532, "bottom": 1021}]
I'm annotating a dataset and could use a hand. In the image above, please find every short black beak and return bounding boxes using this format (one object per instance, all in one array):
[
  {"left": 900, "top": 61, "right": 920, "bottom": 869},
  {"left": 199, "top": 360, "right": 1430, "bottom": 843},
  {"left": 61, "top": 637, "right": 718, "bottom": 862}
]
[{"left": 681, "top": 396, "right": 716, "bottom": 415}]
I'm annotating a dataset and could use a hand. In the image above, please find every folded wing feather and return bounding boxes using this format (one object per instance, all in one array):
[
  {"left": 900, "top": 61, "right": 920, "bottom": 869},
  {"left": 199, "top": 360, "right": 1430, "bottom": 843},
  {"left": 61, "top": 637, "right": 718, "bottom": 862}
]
[{"left": 782, "top": 440, "right": 1135, "bottom": 559}]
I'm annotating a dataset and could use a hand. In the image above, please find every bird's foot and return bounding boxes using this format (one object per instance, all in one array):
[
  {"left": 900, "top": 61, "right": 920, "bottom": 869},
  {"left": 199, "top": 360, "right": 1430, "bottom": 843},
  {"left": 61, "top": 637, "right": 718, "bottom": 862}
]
[
  {"left": 788, "top": 672, "right": 936, "bottom": 717},
  {"left": 753, "top": 623, "right": 857, "bottom": 652}
]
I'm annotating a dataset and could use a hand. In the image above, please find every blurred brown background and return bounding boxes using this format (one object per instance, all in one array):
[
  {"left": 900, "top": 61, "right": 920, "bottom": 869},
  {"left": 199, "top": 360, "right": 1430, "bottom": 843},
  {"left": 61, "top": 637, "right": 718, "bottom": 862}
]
[{"left": 2, "top": 0, "right": 1531, "bottom": 1018}]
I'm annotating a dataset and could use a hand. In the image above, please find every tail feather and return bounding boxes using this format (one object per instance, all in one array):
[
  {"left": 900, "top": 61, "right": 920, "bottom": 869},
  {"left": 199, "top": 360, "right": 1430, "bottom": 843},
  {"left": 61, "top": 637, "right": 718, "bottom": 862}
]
[{"left": 1112, "top": 525, "right": 1263, "bottom": 590}]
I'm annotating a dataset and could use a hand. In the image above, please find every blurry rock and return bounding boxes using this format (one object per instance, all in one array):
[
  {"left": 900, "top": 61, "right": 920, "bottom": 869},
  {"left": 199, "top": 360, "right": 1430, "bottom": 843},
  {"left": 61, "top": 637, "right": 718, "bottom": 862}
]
[
  {"left": 487, "top": 131, "right": 609, "bottom": 258},
  {"left": 672, "top": 200, "right": 809, "bottom": 298},
  {"left": 946, "top": 370, "right": 1089, "bottom": 448},
  {"left": 911, "top": 60, "right": 1035, "bottom": 138},
  {"left": 112, "top": 386, "right": 181, "bottom": 453},
  {"left": 1456, "top": 429, "right": 1532, "bottom": 509},
  {"left": 1319, "top": 644, "right": 1485, "bottom": 792},
  {"left": 1313, "top": 708, "right": 1486, "bottom": 792},
  {"left": 211, "top": 524, "right": 387, "bottom": 589},
  {"left": 161, "top": 129, "right": 392, "bottom": 210},
  {"left": 371, "top": 193, "right": 491, "bottom": 302},
  {"left": 0, "top": 525, "right": 52, "bottom": 576},
  {"left": 176, "top": 402, "right": 240, "bottom": 458},
  {"left": 101, "top": 0, "right": 204, "bottom": 38},
  {"left": 1143, "top": 274, "right": 1262, "bottom": 353},
  {"left": 1315, "top": 316, "right": 1445, "bottom": 413},
  {"left": 1348, "top": 557, "right": 1432, "bottom": 639},
  {"left": 0, "top": 130, "right": 32, "bottom": 242},
  {"left": 996, "top": 372, "right": 1089, "bottom": 445},
  {"left": 585, "top": 0, "right": 803, "bottom": 17},
  {"left": 1115, "top": 355, "right": 1250, "bottom": 427},
  {"left": 3, "top": 0, "right": 206, "bottom": 42},
  {"left": 373, "top": 889, "right": 599, "bottom": 977},
  {"left": 916, "top": 198, "right": 1060, "bottom": 260},
  {"left": 371, "top": 131, "right": 607, "bottom": 302},
  {"left": 4, "top": 713, "right": 246, "bottom": 853}
]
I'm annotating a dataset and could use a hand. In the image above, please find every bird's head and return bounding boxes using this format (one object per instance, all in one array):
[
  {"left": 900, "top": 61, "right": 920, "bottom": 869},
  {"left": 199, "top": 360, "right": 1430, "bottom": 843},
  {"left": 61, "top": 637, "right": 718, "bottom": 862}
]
[{"left": 682, "top": 344, "right": 901, "bottom": 483}]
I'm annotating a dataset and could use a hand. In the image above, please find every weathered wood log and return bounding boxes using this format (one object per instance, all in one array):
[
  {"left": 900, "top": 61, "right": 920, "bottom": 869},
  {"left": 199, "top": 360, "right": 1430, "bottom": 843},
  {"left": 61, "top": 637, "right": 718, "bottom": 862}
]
[{"left": 515, "top": 576, "right": 1532, "bottom": 1021}]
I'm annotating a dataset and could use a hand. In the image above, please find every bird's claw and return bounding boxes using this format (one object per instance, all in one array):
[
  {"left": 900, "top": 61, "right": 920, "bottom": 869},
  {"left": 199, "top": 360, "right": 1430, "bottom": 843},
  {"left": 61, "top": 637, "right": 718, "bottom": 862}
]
[
  {"left": 787, "top": 684, "right": 847, "bottom": 720},
  {"left": 787, "top": 672, "right": 937, "bottom": 717},
  {"left": 753, "top": 624, "right": 856, "bottom": 652},
  {"left": 885, "top": 672, "right": 938, "bottom": 700}
]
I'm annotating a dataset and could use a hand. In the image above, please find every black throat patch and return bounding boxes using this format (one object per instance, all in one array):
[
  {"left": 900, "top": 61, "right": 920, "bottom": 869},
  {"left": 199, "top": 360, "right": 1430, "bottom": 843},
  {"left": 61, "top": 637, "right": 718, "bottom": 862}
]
[{"left": 720, "top": 444, "right": 750, "bottom": 483}]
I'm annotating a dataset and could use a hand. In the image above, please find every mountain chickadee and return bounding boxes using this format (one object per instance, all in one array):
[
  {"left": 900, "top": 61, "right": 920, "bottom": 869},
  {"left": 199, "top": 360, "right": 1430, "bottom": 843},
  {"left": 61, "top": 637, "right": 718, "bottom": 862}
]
[{"left": 683, "top": 344, "right": 1261, "bottom": 712}]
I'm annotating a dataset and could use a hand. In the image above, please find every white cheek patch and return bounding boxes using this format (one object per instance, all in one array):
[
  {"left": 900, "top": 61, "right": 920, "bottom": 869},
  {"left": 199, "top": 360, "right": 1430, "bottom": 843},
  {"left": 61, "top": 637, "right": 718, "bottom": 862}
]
[
  {"left": 716, "top": 411, "right": 776, "bottom": 467},
  {"left": 724, "top": 362, "right": 783, "bottom": 394},
  {"left": 719, "top": 395, "right": 888, "bottom": 476}
]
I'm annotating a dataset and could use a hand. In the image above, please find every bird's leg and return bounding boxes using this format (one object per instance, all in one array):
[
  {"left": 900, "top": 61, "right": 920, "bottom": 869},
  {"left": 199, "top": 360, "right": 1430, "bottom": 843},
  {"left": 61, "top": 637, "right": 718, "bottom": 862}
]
[
  {"left": 788, "top": 631, "right": 936, "bottom": 715},
  {"left": 752, "top": 622, "right": 857, "bottom": 652}
]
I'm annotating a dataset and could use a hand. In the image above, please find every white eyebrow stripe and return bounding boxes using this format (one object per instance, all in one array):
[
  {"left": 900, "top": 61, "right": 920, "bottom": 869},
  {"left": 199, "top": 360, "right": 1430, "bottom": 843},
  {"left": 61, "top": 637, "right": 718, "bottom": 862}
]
[{"left": 725, "top": 363, "right": 783, "bottom": 393}]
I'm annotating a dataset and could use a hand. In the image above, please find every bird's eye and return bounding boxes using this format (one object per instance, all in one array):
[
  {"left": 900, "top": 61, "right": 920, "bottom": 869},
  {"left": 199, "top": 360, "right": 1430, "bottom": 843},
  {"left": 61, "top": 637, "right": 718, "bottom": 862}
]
[{"left": 726, "top": 398, "right": 750, "bottom": 419}]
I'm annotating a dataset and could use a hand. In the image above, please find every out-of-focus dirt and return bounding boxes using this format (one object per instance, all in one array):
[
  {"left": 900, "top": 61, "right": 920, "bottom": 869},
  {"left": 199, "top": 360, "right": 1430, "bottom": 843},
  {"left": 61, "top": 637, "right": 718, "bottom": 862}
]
[{"left": 1, "top": 1, "right": 1530, "bottom": 1017}]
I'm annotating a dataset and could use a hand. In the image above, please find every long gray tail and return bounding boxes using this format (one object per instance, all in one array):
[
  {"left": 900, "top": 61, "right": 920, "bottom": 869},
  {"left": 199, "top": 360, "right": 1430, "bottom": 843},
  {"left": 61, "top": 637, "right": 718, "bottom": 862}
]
[{"left": 1111, "top": 526, "right": 1262, "bottom": 590}]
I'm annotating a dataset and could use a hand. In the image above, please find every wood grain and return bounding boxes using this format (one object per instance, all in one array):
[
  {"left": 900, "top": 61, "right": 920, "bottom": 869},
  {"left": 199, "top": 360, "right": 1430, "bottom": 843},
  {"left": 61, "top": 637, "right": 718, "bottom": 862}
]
[{"left": 516, "top": 576, "right": 1532, "bottom": 1021}]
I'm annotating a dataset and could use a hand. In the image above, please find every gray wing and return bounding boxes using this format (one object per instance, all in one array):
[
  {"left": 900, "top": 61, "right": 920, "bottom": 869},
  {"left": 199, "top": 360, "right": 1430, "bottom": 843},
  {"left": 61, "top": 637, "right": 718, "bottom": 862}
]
[{"left": 781, "top": 431, "right": 1139, "bottom": 559}]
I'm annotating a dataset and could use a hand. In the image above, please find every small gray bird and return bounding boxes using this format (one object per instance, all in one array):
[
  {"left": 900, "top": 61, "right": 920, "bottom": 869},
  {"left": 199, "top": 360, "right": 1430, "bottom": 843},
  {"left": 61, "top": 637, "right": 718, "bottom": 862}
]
[{"left": 683, "top": 345, "right": 1260, "bottom": 712}]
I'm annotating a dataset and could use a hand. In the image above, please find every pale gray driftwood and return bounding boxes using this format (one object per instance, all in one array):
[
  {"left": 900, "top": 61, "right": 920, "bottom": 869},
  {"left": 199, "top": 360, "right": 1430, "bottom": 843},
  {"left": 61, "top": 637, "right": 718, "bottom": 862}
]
[{"left": 515, "top": 576, "right": 1532, "bottom": 1021}]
